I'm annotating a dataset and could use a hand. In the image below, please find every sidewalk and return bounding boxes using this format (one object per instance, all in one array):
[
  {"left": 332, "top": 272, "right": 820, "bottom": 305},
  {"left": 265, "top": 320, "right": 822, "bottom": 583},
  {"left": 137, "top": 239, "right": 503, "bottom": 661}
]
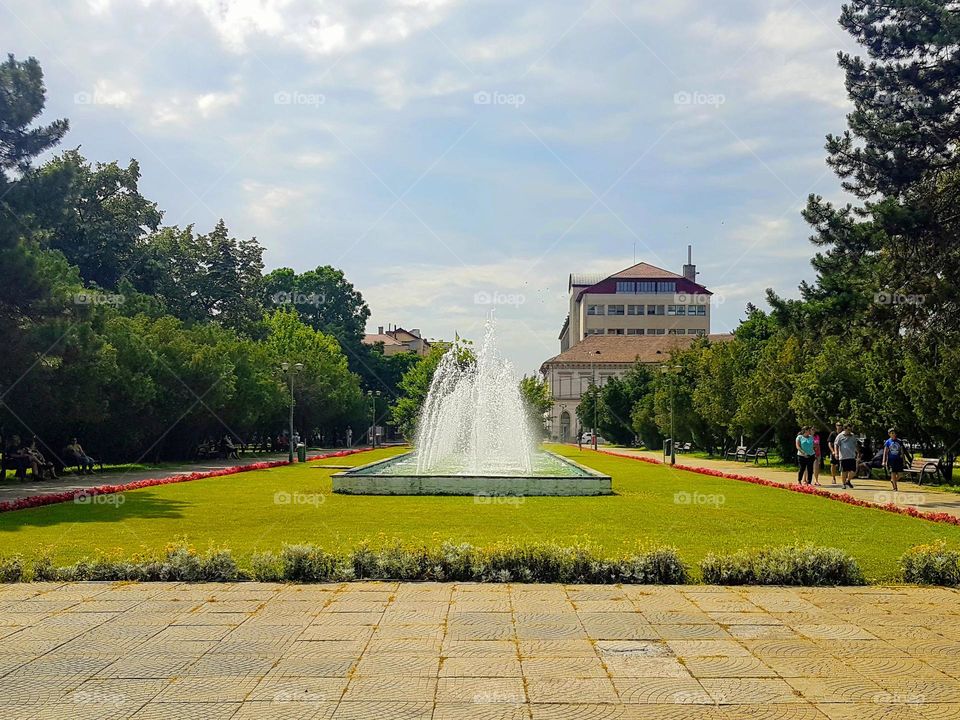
[
  {"left": 0, "top": 449, "right": 338, "bottom": 505},
  {"left": 604, "top": 447, "right": 960, "bottom": 520}
]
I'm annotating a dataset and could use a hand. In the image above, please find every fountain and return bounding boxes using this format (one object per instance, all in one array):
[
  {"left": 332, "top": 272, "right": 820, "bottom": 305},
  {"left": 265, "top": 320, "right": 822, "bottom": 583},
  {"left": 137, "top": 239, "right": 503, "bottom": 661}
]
[{"left": 333, "top": 318, "right": 612, "bottom": 496}]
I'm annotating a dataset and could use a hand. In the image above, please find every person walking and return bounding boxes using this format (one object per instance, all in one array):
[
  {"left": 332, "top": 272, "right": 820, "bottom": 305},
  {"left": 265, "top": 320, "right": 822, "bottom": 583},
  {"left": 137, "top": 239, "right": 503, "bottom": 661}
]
[
  {"left": 812, "top": 428, "right": 824, "bottom": 486},
  {"left": 796, "top": 426, "right": 815, "bottom": 485},
  {"left": 883, "top": 428, "right": 906, "bottom": 492},
  {"left": 835, "top": 424, "right": 859, "bottom": 489},
  {"left": 827, "top": 421, "right": 842, "bottom": 486}
]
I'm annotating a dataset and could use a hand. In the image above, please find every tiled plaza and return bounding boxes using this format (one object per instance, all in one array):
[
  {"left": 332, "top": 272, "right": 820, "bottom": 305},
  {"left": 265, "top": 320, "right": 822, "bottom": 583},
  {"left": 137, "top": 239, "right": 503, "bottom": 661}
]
[{"left": 1, "top": 582, "right": 959, "bottom": 718}]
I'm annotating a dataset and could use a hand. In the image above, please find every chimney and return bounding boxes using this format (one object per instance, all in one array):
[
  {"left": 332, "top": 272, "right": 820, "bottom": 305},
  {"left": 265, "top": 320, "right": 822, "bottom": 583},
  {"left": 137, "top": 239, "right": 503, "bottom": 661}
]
[
  {"left": 378, "top": 326, "right": 384, "bottom": 335},
  {"left": 682, "top": 245, "right": 697, "bottom": 282}
]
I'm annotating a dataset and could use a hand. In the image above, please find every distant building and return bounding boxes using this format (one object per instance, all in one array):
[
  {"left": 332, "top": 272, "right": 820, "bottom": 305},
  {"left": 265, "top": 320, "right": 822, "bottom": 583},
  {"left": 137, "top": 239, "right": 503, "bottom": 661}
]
[
  {"left": 542, "top": 249, "right": 725, "bottom": 441},
  {"left": 362, "top": 325, "right": 432, "bottom": 356},
  {"left": 559, "top": 247, "right": 711, "bottom": 351}
]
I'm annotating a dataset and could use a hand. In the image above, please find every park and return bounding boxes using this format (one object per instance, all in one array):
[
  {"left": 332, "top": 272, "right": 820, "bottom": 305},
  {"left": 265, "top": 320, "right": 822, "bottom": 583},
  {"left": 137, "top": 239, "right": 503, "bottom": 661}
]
[{"left": 3, "top": 0, "right": 960, "bottom": 717}]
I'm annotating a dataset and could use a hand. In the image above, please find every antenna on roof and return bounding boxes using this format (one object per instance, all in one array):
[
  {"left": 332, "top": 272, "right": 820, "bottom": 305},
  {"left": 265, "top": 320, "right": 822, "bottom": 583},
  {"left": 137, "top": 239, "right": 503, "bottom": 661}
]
[{"left": 633, "top": 241, "right": 636, "bottom": 264}]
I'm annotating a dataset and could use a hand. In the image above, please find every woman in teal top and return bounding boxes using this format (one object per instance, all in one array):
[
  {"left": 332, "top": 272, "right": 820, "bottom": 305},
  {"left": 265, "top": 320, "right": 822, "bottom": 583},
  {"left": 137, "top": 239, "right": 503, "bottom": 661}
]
[{"left": 796, "top": 427, "right": 816, "bottom": 485}]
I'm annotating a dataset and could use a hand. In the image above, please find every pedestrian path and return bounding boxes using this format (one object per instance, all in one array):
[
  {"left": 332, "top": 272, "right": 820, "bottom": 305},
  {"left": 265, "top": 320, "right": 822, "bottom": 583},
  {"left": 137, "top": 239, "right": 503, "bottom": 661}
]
[
  {"left": 603, "top": 448, "right": 960, "bottom": 520},
  {"left": 0, "top": 450, "right": 338, "bottom": 505},
  {"left": 1, "top": 581, "right": 958, "bottom": 718}
]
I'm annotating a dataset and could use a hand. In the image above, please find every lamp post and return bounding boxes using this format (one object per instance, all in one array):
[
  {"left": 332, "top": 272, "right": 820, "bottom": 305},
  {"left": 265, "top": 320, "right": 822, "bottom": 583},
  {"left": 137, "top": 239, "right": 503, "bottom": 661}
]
[
  {"left": 367, "top": 390, "right": 381, "bottom": 448},
  {"left": 591, "top": 349, "right": 601, "bottom": 450},
  {"left": 280, "top": 361, "right": 304, "bottom": 463},
  {"left": 661, "top": 364, "right": 680, "bottom": 465}
]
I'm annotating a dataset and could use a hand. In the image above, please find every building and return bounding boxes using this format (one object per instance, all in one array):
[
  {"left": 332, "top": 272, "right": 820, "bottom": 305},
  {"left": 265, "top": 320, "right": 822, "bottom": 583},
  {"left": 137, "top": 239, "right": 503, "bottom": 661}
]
[
  {"left": 542, "top": 251, "right": 725, "bottom": 441},
  {"left": 559, "top": 247, "right": 710, "bottom": 351},
  {"left": 362, "top": 325, "right": 432, "bottom": 356}
]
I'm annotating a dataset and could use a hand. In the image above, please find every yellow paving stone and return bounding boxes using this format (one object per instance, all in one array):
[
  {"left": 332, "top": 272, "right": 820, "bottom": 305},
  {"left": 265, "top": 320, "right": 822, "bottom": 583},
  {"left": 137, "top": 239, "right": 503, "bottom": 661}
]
[
  {"left": 518, "top": 639, "right": 597, "bottom": 658},
  {"left": 784, "top": 677, "right": 888, "bottom": 703},
  {"left": 759, "top": 657, "right": 860, "bottom": 678},
  {"left": 526, "top": 677, "right": 619, "bottom": 704},
  {"left": 341, "top": 677, "right": 437, "bottom": 702},
  {"left": 612, "top": 677, "right": 710, "bottom": 704},
  {"left": 444, "top": 640, "right": 518, "bottom": 657},
  {"left": 440, "top": 657, "right": 522, "bottom": 677},
  {"left": 656, "top": 625, "right": 735, "bottom": 640},
  {"left": 331, "top": 701, "right": 434, "bottom": 719},
  {"left": 602, "top": 656, "right": 691, "bottom": 679},
  {"left": 668, "top": 640, "right": 753, "bottom": 657},
  {"left": 433, "top": 702, "right": 532, "bottom": 720},
  {"left": 436, "top": 677, "right": 526, "bottom": 704},
  {"left": 532, "top": 704, "right": 721, "bottom": 719},
  {"left": 699, "top": 678, "right": 805, "bottom": 705},
  {"left": 727, "top": 625, "right": 801, "bottom": 641},
  {"left": 683, "top": 656, "right": 778, "bottom": 679},
  {"left": 521, "top": 657, "right": 607, "bottom": 678},
  {"left": 791, "top": 625, "right": 878, "bottom": 641}
]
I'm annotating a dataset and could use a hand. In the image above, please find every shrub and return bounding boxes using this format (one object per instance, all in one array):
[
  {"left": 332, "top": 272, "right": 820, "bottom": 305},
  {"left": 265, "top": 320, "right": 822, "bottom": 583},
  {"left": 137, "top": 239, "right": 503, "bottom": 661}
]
[
  {"left": 901, "top": 541, "right": 960, "bottom": 587},
  {"left": 31, "top": 555, "right": 57, "bottom": 582},
  {"left": 251, "top": 551, "right": 283, "bottom": 582},
  {"left": 701, "top": 545, "right": 865, "bottom": 586},
  {"left": 0, "top": 555, "right": 24, "bottom": 583},
  {"left": 281, "top": 545, "right": 354, "bottom": 582}
]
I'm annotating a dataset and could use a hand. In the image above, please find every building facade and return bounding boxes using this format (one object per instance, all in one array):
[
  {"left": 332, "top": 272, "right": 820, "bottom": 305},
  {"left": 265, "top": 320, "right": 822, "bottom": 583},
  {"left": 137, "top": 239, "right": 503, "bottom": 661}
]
[
  {"left": 543, "top": 251, "right": 722, "bottom": 441},
  {"left": 362, "top": 325, "right": 432, "bottom": 356},
  {"left": 559, "top": 249, "right": 711, "bottom": 351}
]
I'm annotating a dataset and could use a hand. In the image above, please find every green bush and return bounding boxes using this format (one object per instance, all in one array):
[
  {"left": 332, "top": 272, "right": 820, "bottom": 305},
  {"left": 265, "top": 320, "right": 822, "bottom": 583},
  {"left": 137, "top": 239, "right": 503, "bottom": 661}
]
[
  {"left": 701, "top": 545, "right": 865, "bottom": 586},
  {"left": 901, "top": 541, "right": 960, "bottom": 587},
  {"left": 281, "top": 545, "right": 354, "bottom": 582},
  {"left": 250, "top": 551, "right": 283, "bottom": 582},
  {"left": 0, "top": 555, "right": 24, "bottom": 583},
  {"left": 28, "top": 546, "right": 243, "bottom": 583}
]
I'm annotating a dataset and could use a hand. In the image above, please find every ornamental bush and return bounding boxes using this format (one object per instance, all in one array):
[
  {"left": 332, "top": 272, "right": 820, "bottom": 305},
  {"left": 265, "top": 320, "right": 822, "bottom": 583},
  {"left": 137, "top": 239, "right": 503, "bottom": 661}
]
[
  {"left": 700, "top": 545, "right": 865, "bottom": 586},
  {"left": 901, "top": 541, "right": 960, "bottom": 587}
]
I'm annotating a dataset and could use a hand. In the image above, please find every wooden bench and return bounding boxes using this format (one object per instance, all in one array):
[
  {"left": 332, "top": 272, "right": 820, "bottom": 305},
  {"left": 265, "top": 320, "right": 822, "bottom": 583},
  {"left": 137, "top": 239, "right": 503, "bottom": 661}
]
[
  {"left": 677, "top": 442, "right": 693, "bottom": 454},
  {"left": 725, "top": 445, "right": 747, "bottom": 462},
  {"left": 746, "top": 447, "right": 770, "bottom": 466},
  {"left": 902, "top": 457, "right": 942, "bottom": 485}
]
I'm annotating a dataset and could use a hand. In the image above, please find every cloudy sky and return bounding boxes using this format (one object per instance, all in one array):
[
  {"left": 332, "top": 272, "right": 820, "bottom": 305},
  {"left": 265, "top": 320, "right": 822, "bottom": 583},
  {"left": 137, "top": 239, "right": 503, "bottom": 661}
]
[{"left": 2, "top": 0, "right": 858, "bottom": 374}]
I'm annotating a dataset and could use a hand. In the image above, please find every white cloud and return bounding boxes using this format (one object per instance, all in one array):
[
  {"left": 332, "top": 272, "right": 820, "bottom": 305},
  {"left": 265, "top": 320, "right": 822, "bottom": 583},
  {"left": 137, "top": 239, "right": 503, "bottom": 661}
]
[{"left": 241, "top": 180, "right": 306, "bottom": 222}]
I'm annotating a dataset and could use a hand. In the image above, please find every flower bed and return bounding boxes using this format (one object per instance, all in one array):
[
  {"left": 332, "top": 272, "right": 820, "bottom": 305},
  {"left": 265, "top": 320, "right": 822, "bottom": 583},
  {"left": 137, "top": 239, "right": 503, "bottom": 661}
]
[
  {"left": 599, "top": 449, "right": 960, "bottom": 527},
  {"left": 0, "top": 448, "right": 372, "bottom": 514}
]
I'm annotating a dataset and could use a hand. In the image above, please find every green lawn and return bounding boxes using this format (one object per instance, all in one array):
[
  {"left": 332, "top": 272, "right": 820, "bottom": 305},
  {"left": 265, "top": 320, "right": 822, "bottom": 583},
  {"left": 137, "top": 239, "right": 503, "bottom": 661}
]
[{"left": 1, "top": 444, "right": 958, "bottom": 581}]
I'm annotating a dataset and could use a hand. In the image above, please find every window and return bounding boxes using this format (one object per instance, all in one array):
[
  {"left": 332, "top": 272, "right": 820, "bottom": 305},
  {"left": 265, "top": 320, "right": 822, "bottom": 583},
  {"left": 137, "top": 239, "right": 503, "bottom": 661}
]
[
  {"left": 657, "top": 281, "right": 676, "bottom": 293},
  {"left": 607, "top": 304, "right": 625, "bottom": 316},
  {"left": 676, "top": 305, "right": 686, "bottom": 316},
  {"left": 667, "top": 328, "right": 686, "bottom": 335},
  {"left": 585, "top": 328, "right": 604, "bottom": 335},
  {"left": 627, "top": 328, "right": 644, "bottom": 335},
  {"left": 691, "top": 328, "right": 706, "bottom": 336},
  {"left": 637, "top": 281, "right": 657, "bottom": 293},
  {"left": 695, "top": 305, "right": 706, "bottom": 316},
  {"left": 653, "top": 328, "right": 666, "bottom": 335},
  {"left": 587, "top": 304, "right": 604, "bottom": 315},
  {"left": 647, "top": 305, "right": 656, "bottom": 315},
  {"left": 667, "top": 305, "right": 685, "bottom": 316},
  {"left": 688, "top": 305, "right": 698, "bottom": 315},
  {"left": 655, "top": 305, "right": 665, "bottom": 315},
  {"left": 607, "top": 328, "right": 624, "bottom": 335},
  {"left": 616, "top": 281, "right": 636, "bottom": 293},
  {"left": 667, "top": 305, "right": 676, "bottom": 316},
  {"left": 627, "top": 304, "right": 644, "bottom": 315}
]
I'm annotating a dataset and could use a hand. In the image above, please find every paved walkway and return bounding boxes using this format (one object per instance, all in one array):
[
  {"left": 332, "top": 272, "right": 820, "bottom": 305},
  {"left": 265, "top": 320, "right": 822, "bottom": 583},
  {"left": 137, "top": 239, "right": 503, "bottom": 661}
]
[
  {"left": 0, "top": 450, "right": 338, "bottom": 505},
  {"left": 1, "top": 582, "right": 959, "bottom": 718},
  {"left": 605, "top": 448, "right": 960, "bottom": 520}
]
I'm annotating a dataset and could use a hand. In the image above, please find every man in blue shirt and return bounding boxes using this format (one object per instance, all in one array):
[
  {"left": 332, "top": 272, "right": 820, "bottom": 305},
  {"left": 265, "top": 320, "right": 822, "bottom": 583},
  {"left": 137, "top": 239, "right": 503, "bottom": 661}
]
[{"left": 883, "top": 428, "right": 907, "bottom": 492}]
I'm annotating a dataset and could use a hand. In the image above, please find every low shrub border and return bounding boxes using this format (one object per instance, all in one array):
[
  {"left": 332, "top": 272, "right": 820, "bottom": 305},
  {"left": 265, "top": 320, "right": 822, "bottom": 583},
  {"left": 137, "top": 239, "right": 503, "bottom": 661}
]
[
  {"left": 700, "top": 544, "right": 865, "bottom": 586},
  {"left": 599, "top": 449, "right": 960, "bottom": 527},
  {"left": 0, "top": 448, "right": 372, "bottom": 514},
  {"left": 901, "top": 540, "right": 960, "bottom": 587},
  {"left": 5, "top": 542, "right": 689, "bottom": 585}
]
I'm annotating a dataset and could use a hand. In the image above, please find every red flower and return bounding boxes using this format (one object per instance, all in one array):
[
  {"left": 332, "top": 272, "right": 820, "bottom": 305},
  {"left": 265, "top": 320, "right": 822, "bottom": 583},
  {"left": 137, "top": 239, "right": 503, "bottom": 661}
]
[
  {"left": 0, "top": 448, "right": 372, "bottom": 514},
  {"left": 599, "top": 450, "right": 960, "bottom": 527}
]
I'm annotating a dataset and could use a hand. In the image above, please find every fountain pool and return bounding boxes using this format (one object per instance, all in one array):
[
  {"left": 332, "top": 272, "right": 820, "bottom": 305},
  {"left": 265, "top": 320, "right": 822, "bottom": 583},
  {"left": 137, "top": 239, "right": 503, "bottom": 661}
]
[{"left": 332, "top": 319, "right": 611, "bottom": 496}]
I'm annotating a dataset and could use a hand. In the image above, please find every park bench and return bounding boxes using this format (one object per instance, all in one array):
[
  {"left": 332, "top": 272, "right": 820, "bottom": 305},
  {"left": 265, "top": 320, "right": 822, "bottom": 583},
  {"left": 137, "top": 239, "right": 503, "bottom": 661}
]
[
  {"left": 725, "top": 445, "right": 747, "bottom": 462},
  {"left": 678, "top": 442, "right": 692, "bottom": 454},
  {"left": 902, "top": 457, "right": 942, "bottom": 485},
  {"left": 745, "top": 447, "right": 770, "bottom": 466}
]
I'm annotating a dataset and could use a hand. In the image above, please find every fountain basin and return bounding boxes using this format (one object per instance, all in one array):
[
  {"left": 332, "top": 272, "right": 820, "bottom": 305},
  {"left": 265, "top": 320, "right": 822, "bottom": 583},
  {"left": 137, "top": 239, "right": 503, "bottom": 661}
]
[{"left": 332, "top": 451, "right": 612, "bottom": 496}]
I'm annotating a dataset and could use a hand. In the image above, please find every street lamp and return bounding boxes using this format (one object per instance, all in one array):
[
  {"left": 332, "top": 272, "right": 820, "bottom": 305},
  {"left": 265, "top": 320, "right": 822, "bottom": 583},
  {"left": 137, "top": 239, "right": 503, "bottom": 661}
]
[
  {"left": 280, "top": 361, "right": 304, "bottom": 463},
  {"left": 591, "top": 349, "right": 601, "bottom": 450},
  {"left": 661, "top": 364, "right": 680, "bottom": 465},
  {"left": 367, "top": 390, "right": 381, "bottom": 448}
]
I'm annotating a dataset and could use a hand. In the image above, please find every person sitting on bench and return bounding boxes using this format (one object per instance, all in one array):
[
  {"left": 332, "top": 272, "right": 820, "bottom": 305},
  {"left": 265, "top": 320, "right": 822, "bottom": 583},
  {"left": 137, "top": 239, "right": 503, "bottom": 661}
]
[{"left": 65, "top": 437, "right": 96, "bottom": 475}]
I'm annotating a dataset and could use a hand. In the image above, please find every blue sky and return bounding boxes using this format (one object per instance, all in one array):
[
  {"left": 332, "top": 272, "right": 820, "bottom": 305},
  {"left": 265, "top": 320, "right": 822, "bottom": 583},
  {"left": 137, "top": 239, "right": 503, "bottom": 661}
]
[{"left": 1, "top": 0, "right": 859, "bottom": 374}]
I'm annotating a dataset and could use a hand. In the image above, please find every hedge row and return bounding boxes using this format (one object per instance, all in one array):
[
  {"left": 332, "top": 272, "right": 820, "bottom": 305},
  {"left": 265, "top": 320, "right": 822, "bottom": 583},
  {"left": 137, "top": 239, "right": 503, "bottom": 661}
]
[{"left": 0, "top": 542, "right": 957, "bottom": 586}]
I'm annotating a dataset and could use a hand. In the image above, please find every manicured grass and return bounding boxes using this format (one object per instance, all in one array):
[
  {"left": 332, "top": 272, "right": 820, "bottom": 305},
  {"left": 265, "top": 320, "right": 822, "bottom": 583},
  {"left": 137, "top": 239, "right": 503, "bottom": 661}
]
[{"left": 1, "top": 445, "right": 958, "bottom": 581}]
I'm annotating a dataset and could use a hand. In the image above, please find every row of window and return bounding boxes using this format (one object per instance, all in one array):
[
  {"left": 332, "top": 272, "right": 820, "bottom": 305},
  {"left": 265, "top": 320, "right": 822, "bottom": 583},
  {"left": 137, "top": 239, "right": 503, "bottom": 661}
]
[
  {"left": 615, "top": 281, "right": 677, "bottom": 294},
  {"left": 588, "top": 304, "right": 707, "bottom": 316},
  {"left": 585, "top": 328, "right": 707, "bottom": 336}
]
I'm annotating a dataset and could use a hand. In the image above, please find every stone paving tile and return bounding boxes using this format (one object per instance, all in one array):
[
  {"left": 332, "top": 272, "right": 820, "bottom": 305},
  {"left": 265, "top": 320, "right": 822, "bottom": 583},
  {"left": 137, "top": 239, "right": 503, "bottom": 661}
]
[{"left": 3, "top": 582, "right": 960, "bottom": 718}]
